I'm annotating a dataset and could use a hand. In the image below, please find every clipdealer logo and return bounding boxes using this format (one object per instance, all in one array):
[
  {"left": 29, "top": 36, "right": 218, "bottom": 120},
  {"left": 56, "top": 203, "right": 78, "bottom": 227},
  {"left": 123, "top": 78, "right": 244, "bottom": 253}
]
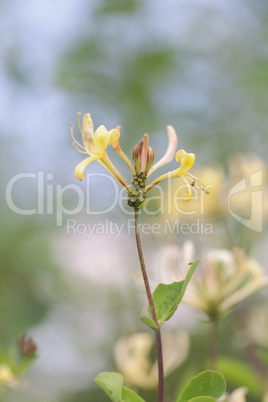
[
  {"left": 228, "top": 170, "right": 263, "bottom": 232},
  {"left": 5, "top": 172, "right": 123, "bottom": 226},
  {"left": 4, "top": 170, "right": 265, "bottom": 233},
  {"left": 4, "top": 171, "right": 207, "bottom": 226}
]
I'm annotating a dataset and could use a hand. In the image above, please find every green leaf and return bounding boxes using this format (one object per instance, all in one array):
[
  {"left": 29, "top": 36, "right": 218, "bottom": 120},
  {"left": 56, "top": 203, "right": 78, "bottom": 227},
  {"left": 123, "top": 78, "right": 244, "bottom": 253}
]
[
  {"left": 141, "top": 316, "right": 158, "bottom": 330},
  {"left": 189, "top": 396, "right": 215, "bottom": 402},
  {"left": 188, "top": 397, "right": 217, "bottom": 402},
  {"left": 122, "top": 387, "right": 145, "bottom": 402},
  {"left": 149, "top": 259, "right": 199, "bottom": 325},
  {"left": 95, "top": 372, "right": 123, "bottom": 402},
  {"left": 177, "top": 370, "right": 226, "bottom": 402},
  {"left": 149, "top": 281, "right": 184, "bottom": 323},
  {"left": 95, "top": 373, "right": 145, "bottom": 402},
  {"left": 217, "top": 356, "right": 261, "bottom": 398}
]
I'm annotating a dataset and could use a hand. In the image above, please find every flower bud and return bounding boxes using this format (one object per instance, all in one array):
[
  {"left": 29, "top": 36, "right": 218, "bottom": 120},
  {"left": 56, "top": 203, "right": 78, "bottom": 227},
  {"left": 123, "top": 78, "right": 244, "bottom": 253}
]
[
  {"left": 145, "top": 146, "right": 155, "bottom": 175},
  {"left": 17, "top": 335, "right": 37, "bottom": 358},
  {"left": 132, "top": 140, "right": 143, "bottom": 174},
  {"left": 132, "top": 134, "right": 155, "bottom": 176}
]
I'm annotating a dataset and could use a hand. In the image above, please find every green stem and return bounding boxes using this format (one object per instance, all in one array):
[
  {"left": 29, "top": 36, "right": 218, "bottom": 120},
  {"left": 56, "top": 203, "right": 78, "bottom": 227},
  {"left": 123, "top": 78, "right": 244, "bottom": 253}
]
[
  {"left": 134, "top": 209, "right": 164, "bottom": 402},
  {"left": 210, "top": 320, "right": 218, "bottom": 370}
]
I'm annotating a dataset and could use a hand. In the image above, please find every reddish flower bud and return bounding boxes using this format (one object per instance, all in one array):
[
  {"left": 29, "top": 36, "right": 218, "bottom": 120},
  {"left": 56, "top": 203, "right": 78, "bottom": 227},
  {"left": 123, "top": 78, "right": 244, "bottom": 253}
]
[
  {"left": 132, "top": 134, "right": 155, "bottom": 176},
  {"left": 17, "top": 335, "right": 37, "bottom": 358}
]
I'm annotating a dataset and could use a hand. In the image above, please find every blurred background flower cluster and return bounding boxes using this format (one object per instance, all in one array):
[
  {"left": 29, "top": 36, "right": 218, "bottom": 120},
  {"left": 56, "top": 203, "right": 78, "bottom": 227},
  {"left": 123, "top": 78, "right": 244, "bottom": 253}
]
[{"left": 1, "top": 0, "right": 268, "bottom": 401}]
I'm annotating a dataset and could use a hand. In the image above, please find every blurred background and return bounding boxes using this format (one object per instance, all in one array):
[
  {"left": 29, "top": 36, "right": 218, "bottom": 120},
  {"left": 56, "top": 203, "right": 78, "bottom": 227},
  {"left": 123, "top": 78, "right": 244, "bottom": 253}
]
[{"left": 0, "top": 0, "right": 268, "bottom": 401}]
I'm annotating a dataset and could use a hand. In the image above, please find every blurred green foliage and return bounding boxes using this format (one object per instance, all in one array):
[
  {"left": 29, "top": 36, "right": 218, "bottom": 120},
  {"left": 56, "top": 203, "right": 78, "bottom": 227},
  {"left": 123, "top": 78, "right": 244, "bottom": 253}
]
[
  {"left": 1, "top": 0, "right": 268, "bottom": 400},
  {"left": 57, "top": 0, "right": 268, "bottom": 164},
  {"left": 0, "top": 218, "right": 61, "bottom": 344}
]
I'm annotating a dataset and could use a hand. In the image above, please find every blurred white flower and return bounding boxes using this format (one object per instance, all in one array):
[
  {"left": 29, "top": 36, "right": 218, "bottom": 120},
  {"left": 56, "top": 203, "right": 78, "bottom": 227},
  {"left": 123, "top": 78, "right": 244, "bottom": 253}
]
[
  {"left": 245, "top": 305, "right": 268, "bottom": 349},
  {"left": 154, "top": 241, "right": 194, "bottom": 284},
  {"left": 263, "top": 392, "right": 268, "bottom": 402},
  {"left": 219, "top": 387, "right": 248, "bottom": 402},
  {"left": 114, "top": 330, "right": 189, "bottom": 389},
  {"left": 228, "top": 153, "right": 268, "bottom": 222},
  {"left": 162, "top": 153, "right": 268, "bottom": 228},
  {"left": 156, "top": 242, "right": 268, "bottom": 320}
]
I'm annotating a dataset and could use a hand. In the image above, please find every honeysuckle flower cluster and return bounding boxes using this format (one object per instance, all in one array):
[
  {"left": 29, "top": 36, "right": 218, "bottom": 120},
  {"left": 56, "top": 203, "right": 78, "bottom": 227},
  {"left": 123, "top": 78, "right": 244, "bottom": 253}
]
[
  {"left": 156, "top": 242, "right": 268, "bottom": 321},
  {"left": 114, "top": 330, "right": 189, "bottom": 390},
  {"left": 246, "top": 305, "right": 268, "bottom": 349},
  {"left": 71, "top": 113, "right": 202, "bottom": 208}
]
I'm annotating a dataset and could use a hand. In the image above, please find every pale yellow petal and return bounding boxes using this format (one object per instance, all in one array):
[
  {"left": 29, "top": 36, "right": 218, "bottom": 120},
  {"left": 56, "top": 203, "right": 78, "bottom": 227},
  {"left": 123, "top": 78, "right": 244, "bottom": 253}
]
[
  {"left": 101, "top": 153, "right": 131, "bottom": 192},
  {"left": 92, "top": 125, "right": 110, "bottom": 155},
  {"left": 108, "top": 128, "right": 120, "bottom": 147},
  {"left": 181, "top": 177, "right": 193, "bottom": 201},
  {"left": 175, "top": 150, "right": 196, "bottom": 175},
  {"left": 82, "top": 113, "right": 94, "bottom": 152},
  {"left": 74, "top": 155, "right": 100, "bottom": 180}
]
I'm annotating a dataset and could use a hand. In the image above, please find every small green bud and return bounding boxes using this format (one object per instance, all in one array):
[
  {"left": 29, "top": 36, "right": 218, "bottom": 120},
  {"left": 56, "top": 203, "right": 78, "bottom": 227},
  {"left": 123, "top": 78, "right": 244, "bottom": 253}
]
[{"left": 127, "top": 190, "right": 146, "bottom": 209}]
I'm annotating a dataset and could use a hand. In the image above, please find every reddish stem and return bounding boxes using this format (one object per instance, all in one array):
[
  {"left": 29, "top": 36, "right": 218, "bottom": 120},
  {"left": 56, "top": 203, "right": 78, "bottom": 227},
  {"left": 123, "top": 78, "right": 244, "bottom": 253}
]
[{"left": 134, "top": 209, "right": 164, "bottom": 402}]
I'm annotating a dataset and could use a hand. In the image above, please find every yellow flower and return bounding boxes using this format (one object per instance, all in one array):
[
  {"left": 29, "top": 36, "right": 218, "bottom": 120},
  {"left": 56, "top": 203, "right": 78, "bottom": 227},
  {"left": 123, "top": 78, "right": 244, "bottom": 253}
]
[
  {"left": 145, "top": 149, "right": 198, "bottom": 201},
  {"left": 161, "top": 166, "right": 226, "bottom": 224},
  {"left": 114, "top": 331, "right": 189, "bottom": 390},
  {"left": 71, "top": 113, "right": 130, "bottom": 192},
  {"left": 71, "top": 115, "right": 203, "bottom": 207},
  {"left": 127, "top": 125, "right": 200, "bottom": 201}
]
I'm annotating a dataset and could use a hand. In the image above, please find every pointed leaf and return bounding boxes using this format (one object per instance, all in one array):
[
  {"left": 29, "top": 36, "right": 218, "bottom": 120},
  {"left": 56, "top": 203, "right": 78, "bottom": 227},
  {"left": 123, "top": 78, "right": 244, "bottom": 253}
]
[
  {"left": 141, "top": 316, "right": 158, "bottom": 330},
  {"left": 122, "top": 387, "right": 146, "bottom": 401},
  {"left": 177, "top": 370, "right": 226, "bottom": 402},
  {"left": 95, "top": 372, "right": 123, "bottom": 402},
  {"left": 149, "top": 281, "right": 184, "bottom": 323},
  {"left": 149, "top": 259, "right": 199, "bottom": 325}
]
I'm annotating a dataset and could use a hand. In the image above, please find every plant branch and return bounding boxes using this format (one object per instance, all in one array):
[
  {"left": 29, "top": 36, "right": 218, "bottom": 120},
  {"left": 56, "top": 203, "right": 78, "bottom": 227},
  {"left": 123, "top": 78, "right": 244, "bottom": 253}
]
[{"left": 134, "top": 209, "right": 164, "bottom": 402}]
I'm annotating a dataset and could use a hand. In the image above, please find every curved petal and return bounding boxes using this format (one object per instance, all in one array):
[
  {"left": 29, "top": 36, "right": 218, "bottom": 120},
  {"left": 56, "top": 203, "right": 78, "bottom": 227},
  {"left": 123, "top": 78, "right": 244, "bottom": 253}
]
[
  {"left": 145, "top": 162, "right": 195, "bottom": 196},
  {"left": 181, "top": 177, "right": 193, "bottom": 202},
  {"left": 175, "top": 150, "right": 196, "bottom": 175},
  {"left": 74, "top": 155, "right": 100, "bottom": 180},
  {"left": 93, "top": 126, "right": 120, "bottom": 155},
  {"left": 108, "top": 128, "right": 120, "bottom": 147},
  {"left": 147, "top": 125, "right": 178, "bottom": 177},
  {"left": 82, "top": 113, "right": 94, "bottom": 152}
]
